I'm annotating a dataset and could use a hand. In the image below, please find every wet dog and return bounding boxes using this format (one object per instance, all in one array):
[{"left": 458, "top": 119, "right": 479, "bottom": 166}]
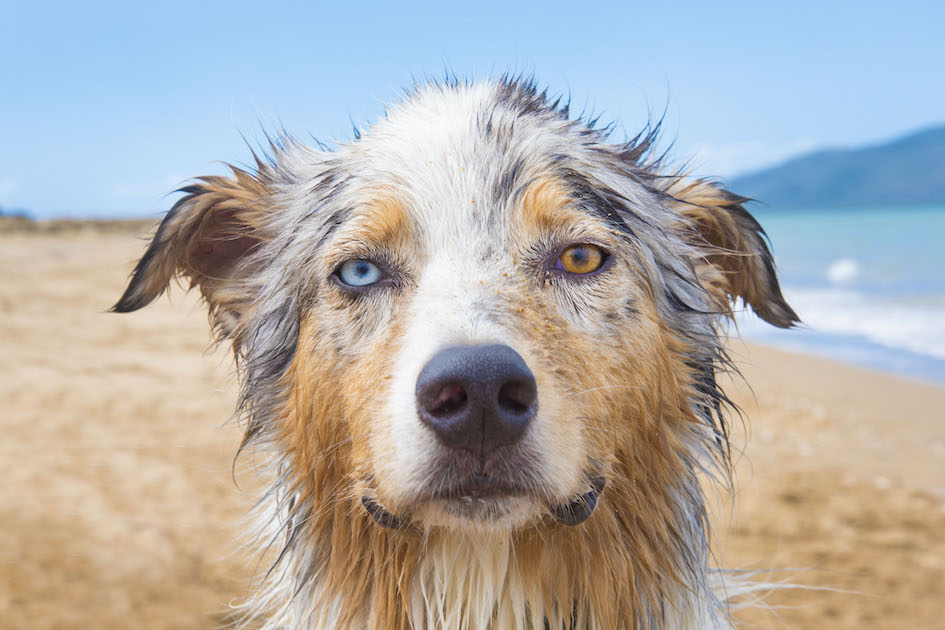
[{"left": 114, "top": 77, "right": 796, "bottom": 629}]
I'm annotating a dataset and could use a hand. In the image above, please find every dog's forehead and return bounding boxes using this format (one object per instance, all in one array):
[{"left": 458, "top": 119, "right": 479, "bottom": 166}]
[{"left": 337, "top": 82, "right": 582, "bottom": 244}]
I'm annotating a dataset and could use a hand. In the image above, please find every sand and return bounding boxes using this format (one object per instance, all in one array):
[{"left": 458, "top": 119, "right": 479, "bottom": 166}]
[{"left": 2, "top": 223, "right": 943, "bottom": 629}]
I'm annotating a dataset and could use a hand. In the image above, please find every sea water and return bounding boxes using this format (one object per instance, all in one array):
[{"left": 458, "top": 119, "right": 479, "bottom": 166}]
[{"left": 732, "top": 205, "right": 945, "bottom": 385}]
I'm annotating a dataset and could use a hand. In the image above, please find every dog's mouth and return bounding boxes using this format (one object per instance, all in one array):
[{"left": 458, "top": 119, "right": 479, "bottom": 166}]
[
  {"left": 362, "top": 475, "right": 606, "bottom": 530},
  {"left": 432, "top": 474, "right": 529, "bottom": 501}
]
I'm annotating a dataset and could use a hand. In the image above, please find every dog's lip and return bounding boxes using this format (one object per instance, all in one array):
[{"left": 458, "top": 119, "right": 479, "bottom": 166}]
[
  {"left": 431, "top": 474, "right": 529, "bottom": 500},
  {"left": 360, "top": 474, "right": 532, "bottom": 529},
  {"left": 362, "top": 495, "right": 408, "bottom": 530},
  {"left": 549, "top": 476, "right": 606, "bottom": 526},
  {"left": 360, "top": 476, "right": 527, "bottom": 529},
  {"left": 361, "top": 475, "right": 607, "bottom": 529}
]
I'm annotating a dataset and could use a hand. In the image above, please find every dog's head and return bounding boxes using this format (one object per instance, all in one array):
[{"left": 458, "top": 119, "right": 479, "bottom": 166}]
[{"left": 116, "top": 79, "right": 795, "bottom": 541}]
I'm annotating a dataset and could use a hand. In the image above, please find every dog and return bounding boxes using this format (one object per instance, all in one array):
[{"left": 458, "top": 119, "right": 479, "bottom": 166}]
[{"left": 114, "top": 77, "right": 797, "bottom": 629}]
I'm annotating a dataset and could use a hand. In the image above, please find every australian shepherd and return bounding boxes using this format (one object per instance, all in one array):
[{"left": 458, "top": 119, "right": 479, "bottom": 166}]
[{"left": 114, "top": 77, "right": 797, "bottom": 629}]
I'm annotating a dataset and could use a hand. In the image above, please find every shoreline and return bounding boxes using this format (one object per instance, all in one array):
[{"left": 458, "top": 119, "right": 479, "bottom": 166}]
[{"left": 739, "top": 332, "right": 945, "bottom": 388}]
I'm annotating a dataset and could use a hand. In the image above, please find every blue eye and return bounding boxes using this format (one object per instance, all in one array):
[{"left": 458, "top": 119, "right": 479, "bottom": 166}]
[{"left": 337, "top": 259, "right": 383, "bottom": 287}]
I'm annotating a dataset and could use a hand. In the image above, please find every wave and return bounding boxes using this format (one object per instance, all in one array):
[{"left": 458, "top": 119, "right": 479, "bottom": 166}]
[{"left": 736, "top": 287, "right": 945, "bottom": 362}]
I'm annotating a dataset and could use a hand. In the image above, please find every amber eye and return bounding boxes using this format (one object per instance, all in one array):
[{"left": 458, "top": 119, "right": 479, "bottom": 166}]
[{"left": 557, "top": 244, "right": 607, "bottom": 275}]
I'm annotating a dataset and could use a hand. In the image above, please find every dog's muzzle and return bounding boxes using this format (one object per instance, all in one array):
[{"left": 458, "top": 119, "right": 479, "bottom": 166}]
[{"left": 360, "top": 343, "right": 606, "bottom": 529}]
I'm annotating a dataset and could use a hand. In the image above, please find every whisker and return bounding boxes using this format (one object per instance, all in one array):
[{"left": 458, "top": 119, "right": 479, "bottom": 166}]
[{"left": 565, "top": 384, "right": 648, "bottom": 398}]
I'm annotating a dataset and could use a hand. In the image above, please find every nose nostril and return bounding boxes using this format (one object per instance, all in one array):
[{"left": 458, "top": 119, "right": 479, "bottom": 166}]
[
  {"left": 429, "top": 383, "right": 467, "bottom": 416},
  {"left": 497, "top": 381, "right": 536, "bottom": 416}
]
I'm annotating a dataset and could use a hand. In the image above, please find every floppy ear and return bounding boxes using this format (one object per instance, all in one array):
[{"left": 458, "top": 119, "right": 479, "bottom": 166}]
[
  {"left": 666, "top": 178, "right": 799, "bottom": 328},
  {"left": 112, "top": 167, "right": 273, "bottom": 335}
]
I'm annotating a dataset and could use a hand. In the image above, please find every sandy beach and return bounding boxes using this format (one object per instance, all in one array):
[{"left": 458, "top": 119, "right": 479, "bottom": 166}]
[{"left": 2, "top": 222, "right": 943, "bottom": 630}]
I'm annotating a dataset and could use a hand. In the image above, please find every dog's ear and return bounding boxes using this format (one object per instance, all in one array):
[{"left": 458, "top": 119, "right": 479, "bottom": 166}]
[
  {"left": 112, "top": 167, "right": 273, "bottom": 335},
  {"left": 666, "top": 179, "right": 798, "bottom": 328}
]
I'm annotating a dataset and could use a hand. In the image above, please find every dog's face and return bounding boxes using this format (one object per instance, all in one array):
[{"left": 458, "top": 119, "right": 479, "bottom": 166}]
[
  {"left": 115, "top": 80, "right": 796, "bottom": 537},
  {"left": 320, "top": 149, "right": 649, "bottom": 530}
]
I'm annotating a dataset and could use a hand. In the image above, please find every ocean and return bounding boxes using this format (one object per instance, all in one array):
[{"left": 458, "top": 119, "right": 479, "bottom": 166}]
[{"left": 733, "top": 205, "right": 945, "bottom": 385}]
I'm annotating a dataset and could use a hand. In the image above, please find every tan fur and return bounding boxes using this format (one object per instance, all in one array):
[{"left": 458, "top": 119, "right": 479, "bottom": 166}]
[
  {"left": 333, "top": 196, "right": 414, "bottom": 263},
  {"left": 280, "top": 308, "right": 414, "bottom": 628},
  {"left": 519, "top": 177, "right": 576, "bottom": 234}
]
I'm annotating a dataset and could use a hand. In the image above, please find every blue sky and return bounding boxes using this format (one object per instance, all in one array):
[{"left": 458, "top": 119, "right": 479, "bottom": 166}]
[{"left": 2, "top": 0, "right": 943, "bottom": 218}]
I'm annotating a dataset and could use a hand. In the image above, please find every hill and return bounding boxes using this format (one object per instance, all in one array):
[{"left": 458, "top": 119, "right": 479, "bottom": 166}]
[{"left": 729, "top": 125, "right": 945, "bottom": 209}]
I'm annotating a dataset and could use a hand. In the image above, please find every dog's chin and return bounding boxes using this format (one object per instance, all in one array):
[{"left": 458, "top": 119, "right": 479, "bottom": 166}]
[
  {"left": 363, "top": 476, "right": 606, "bottom": 531},
  {"left": 361, "top": 493, "right": 537, "bottom": 531},
  {"left": 379, "top": 476, "right": 544, "bottom": 530},
  {"left": 418, "top": 494, "right": 538, "bottom": 530}
]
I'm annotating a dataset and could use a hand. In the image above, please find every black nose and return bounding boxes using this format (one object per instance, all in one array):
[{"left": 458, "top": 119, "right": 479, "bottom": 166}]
[{"left": 416, "top": 344, "right": 538, "bottom": 457}]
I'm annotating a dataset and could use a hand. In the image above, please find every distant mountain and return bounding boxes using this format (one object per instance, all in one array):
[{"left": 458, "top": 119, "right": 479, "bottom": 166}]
[
  {"left": 0, "top": 206, "right": 32, "bottom": 220},
  {"left": 729, "top": 125, "right": 945, "bottom": 209}
]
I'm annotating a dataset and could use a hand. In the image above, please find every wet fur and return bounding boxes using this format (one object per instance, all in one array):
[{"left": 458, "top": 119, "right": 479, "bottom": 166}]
[{"left": 114, "top": 77, "right": 797, "bottom": 629}]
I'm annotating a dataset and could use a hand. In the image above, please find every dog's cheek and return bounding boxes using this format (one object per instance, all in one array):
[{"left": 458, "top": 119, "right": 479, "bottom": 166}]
[
  {"left": 279, "top": 293, "right": 403, "bottom": 497},
  {"left": 497, "top": 287, "right": 615, "bottom": 496},
  {"left": 280, "top": 316, "right": 354, "bottom": 502},
  {"left": 337, "top": 298, "right": 414, "bottom": 505},
  {"left": 343, "top": 337, "right": 401, "bottom": 492},
  {"left": 599, "top": 297, "right": 705, "bottom": 500},
  {"left": 504, "top": 278, "right": 669, "bottom": 493}
]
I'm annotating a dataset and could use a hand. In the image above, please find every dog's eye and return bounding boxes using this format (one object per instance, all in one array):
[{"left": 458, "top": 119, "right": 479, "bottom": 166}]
[
  {"left": 337, "top": 259, "right": 383, "bottom": 287},
  {"left": 557, "top": 244, "right": 607, "bottom": 275}
]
